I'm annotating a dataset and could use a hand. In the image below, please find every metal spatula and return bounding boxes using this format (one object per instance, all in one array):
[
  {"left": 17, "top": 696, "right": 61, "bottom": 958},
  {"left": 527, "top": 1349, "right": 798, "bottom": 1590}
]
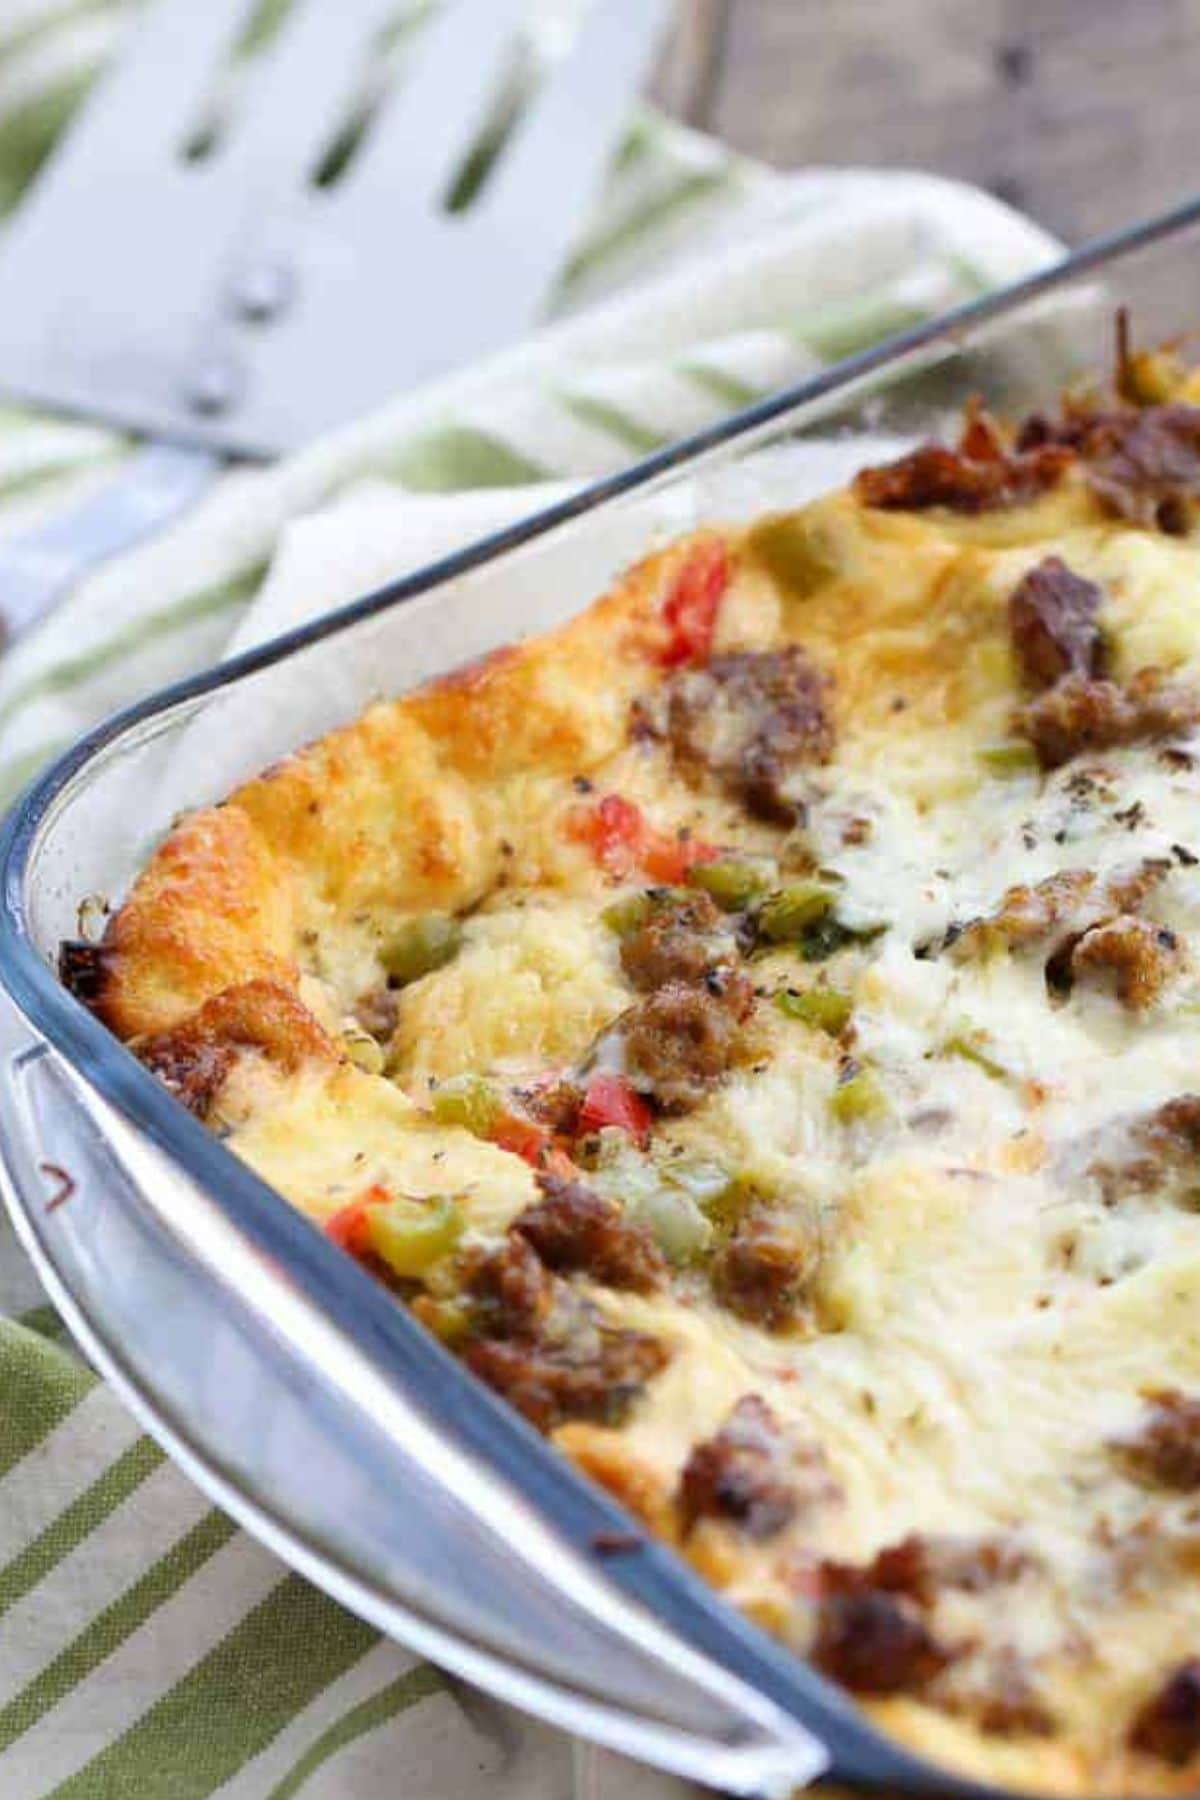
[{"left": 0, "top": 0, "right": 670, "bottom": 637}]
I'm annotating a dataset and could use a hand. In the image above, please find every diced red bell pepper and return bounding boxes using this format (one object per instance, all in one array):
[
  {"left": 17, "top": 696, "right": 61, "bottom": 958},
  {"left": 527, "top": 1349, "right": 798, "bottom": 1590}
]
[
  {"left": 325, "top": 1197, "right": 374, "bottom": 1255},
  {"left": 659, "top": 540, "right": 731, "bottom": 669},
  {"left": 325, "top": 1182, "right": 394, "bottom": 1257},
  {"left": 568, "top": 792, "right": 720, "bottom": 885},
  {"left": 491, "top": 1111, "right": 552, "bottom": 1166},
  {"left": 569, "top": 792, "right": 647, "bottom": 878},
  {"left": 489, "top": 1109, "right": 578, "bottom": 1179},
  {"left": 641, "top": 831, "right": 721, "bottom": 886},
  {"left": 578, "top": 1072, "right": 653, "bottom": 1148}
]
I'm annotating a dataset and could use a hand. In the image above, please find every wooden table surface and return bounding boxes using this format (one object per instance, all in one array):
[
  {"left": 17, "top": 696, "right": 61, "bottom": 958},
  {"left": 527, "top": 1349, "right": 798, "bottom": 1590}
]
[{"left": 655, "top": 0, "right": 1200, "bottom": 247}]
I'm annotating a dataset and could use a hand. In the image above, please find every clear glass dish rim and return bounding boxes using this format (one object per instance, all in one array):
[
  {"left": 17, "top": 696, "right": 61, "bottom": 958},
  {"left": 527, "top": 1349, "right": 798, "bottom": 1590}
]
[{"left": 5, "top": 192, "right": 1200, "bottom": 1800}]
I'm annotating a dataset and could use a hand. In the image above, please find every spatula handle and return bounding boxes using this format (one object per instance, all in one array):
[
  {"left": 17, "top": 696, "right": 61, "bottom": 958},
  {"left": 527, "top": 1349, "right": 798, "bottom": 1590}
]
[{"left": 0, "top": 444, "right": 219, "bottom": 642}]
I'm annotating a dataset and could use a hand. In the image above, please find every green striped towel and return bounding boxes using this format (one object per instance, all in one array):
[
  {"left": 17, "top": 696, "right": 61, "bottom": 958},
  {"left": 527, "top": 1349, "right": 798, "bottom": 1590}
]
[{"left": 0, "top": 5, "right": 1065, "bottom": 1796}]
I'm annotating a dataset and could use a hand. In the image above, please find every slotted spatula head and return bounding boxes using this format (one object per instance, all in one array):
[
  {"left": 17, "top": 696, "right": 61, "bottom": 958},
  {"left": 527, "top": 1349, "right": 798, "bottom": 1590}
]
[{"left": 0, "top": 0, "right": 670, "bottom": 459}]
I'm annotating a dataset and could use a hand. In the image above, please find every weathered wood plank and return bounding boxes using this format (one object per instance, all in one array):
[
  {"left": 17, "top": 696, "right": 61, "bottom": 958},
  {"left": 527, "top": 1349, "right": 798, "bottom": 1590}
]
[
  {"left": 651, "top": 0, "right": 732, "bottom": 127},
  {"left": 657, "top": 0, "right": 1200, "bottom": 245}
]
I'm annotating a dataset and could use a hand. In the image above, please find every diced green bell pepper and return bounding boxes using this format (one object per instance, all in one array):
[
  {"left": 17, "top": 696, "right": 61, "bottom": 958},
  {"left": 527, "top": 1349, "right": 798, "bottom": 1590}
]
[
  {"left": 380, "top": 914, "right": 463, "bottom": 985},
  {"left": 602, "top": 891, "right": 655, "bottom": 937},
  {"left": 977, "top": 741, "right": 1038, "bottom": 776},
  {"left": 365, "top": 1193, "right": 464, "bottom": 1279},
  {"left": 688, "top": 857, "right": 771, "bottom": 912},
  {"left": 747, "top": 511, "right": 840, "bottom": 600},
  {"left": 430, "top": 1073, "right": 502, "bottom": 1137},
  {"left": 830, "top": 1065, "right": 886, "bottom": 1124},
  {"left": 941, "top": 1034, "right": 1007, "bottom": 1080},
  {"left": 342, "top": 1025, "right": 386, "bottom": 1074},
  {"left": 776, "top": 988, "right": 853, "bottom": 1034},
  {"left": 758, "top": 881, "right": 838, "bottom": 943}
]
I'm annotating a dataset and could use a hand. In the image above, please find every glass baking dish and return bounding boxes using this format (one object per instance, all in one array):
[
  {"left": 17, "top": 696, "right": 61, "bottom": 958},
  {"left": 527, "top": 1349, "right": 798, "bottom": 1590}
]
[{"left": 4, "top": 192, "right": 1200, "bottom": 1800}]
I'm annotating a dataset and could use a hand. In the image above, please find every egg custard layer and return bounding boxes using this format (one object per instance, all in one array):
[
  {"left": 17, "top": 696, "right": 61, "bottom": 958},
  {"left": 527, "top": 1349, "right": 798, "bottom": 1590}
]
[{"left": 69, "top": 368, "right": 1200, "bottom": 1794}]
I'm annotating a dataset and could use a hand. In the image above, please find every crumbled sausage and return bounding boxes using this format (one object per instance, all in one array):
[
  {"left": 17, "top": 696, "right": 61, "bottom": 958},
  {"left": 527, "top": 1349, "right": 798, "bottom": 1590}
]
[
  {"left": 461, "top": 1228, "right": 670, "bottom": 1431},
  {"left": 811, "top": 1533, "right": 1038, "bottom": 1700},
  {"left": 812, "top": 1587, "right": 952, "bottom": 1696},
  {"left": 464, "top": 1310, "right": 669, "bottom": 1433},
  {"left": 1017, "top": 396, "right": 1200, "bottom": 535},
  {"left": 711, "top": 1213, "right": 817, "bottom": 1331},
  {"left": 1069, "top": 914, "right": 1181, "bottom": 1009},
  {"left": 1090, "top": 1095, "right": 1200, "bottom": 1206},
  {"left": 679, "top": 1395, "right": 822, "bottom": 1539},
  {"left": 59, "top": 939, "right": 108, "bottom": 1008},
  {"left": 141, "top": 1035, "right": 236, "bottom": 1120},
  {"left": 135, "top": 979, "right": 336, "bottom": 1119},
  {"left": 513, "top": 1172, "right": 667, "bottom": 1294},
  {"left": 1129, "top": 1661, "right": 1200, "bottom": 1763},
  {"left": 855, "top": 406, "right": 1072, "bottom": 515},
  {"left": 826, "top": 1533, "right": 1034, "bottom": 1607},
  {"left": 948, "top": 869, "right": 1096, "bottom": 960},
  {"left": 619, "top": 888, "right": 736, "bottom": 993},
  {"left": 942, "top": 858, "right": 1179, "bottom": 1009},
  {"left": 623, "top": 968, "right": 757, "bottom": 1113},
  {"left": 1108, "top": 858, "right": 1177, "bottom": 912},
  {"left": 1022, "top": 668, "right": 1200, "bottom": 770},
  {"left": 464, "top": 1232, "right": 554, "bottom": 1338},
  {"left": 1008, "top": 556, "right": 1105, "bottom": 689},
  {"left": 1141, "top": 1095, "right": 1200, "bottom": 1160},
  {"left": 1116, "top": 1390, "right": 1200, "bottom": 1492},
  {"left": 520, "top": 1077, "right": 585, "bottom": 1136},
  {"left": 1083, "top": 405, "right": 1200, "bottom": 534},
  {"left": 947, "top": 860, "right": 1168, "bottom": 966},
  {"left": 655, "top": 646, "right": 833, "bottom": 825}
]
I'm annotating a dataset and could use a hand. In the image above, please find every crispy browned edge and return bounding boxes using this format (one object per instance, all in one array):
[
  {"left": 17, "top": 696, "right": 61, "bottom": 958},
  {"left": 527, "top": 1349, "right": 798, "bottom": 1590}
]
[{"left": 88, "top": 531, "right": 734, "bottom": 1047}]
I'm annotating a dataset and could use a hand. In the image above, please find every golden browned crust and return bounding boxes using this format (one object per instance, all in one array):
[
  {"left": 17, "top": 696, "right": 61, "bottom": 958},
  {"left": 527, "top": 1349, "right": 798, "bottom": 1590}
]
[
  {"left": 97, "top": 534, "right": 732, "bottom": 1043},
  {"left": 95, "top": 807, "right": 300, "bottom": 1039},
  {"left": 136, "top": 979, "right": 340, "bottom": 1116}
]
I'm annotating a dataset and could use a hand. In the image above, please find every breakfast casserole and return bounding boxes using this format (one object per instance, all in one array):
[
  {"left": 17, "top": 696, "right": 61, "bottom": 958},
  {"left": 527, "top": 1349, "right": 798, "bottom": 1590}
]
[{"left": 61, "top": 331, "right": 1200, "bottom": 1794}]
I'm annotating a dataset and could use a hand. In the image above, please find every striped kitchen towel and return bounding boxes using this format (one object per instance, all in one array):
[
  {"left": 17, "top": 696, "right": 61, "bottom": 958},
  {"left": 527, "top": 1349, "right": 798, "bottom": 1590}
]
[{"left": 0, "top": 3, "right": 1064, "bottom": 1795}]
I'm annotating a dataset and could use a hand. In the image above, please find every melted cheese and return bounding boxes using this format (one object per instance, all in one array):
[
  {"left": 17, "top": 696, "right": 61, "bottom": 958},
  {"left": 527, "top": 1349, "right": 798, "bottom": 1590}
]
[{"left": 96, "top": 457, "right": 1200, "bottom": 1795}]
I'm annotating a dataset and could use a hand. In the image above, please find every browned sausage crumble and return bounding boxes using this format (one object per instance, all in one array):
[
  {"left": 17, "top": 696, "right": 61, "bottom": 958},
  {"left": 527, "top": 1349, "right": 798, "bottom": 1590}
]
[
  {"left": 854, "top": 406, "right": 1072, "bottom": 517},
  {"left": 136, "top": 980, "right": 337, "bottom": 1119},
  {"left": 622, "top": 968, "right": 758, "bottom": 1114},
  {"left": 1130, "top": 1661, "right": 1200, "bottom": 1763},
  {"left": 618, "top": 888, "right": 737, "bottom": 993},
  {"left": 1021, "top": 402, "right": 1200, "bottom": 536},
  {"left": 678, "top": 1395, "right": 836, "bottom": 1539},
  {"left": 1008, "top": 556, "right": 1106, "bottom": 690},
  {"left": 461, "top": 1233, "right": 670, "bottom": 1432},
  {"left": 512, "top": 1171, "right": 667, "bottom": 1294},
  {"left": 645, "top": 645, "right": 834, "bottom": 825},
  {"left": 1115, "top": 1390, "right": 1200, "bottom": 1492},
  {"left": 813, "top": 1581, "right": 953, "bottom": 1696},
  {"left": 1068, "top": 915, "right": 1182, "bottom": 1010},
  {"left": 710, "top": 1212, "right": 818, "bottom": 1332},
  {"left": 1022, "top": 668, "right": 1200, "bottom": 771}
]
